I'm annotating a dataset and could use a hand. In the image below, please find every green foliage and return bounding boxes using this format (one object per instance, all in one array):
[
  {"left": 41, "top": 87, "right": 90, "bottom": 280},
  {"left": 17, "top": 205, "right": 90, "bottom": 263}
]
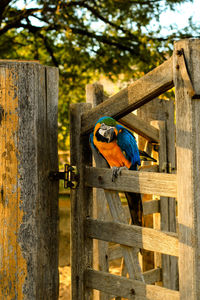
[{"left": 0, "top": 0, "right": 196, "bottom": 150}]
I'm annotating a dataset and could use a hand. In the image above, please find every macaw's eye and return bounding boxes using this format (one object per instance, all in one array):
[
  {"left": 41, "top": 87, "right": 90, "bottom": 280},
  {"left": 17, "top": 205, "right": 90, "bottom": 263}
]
[{"left": 100, "top": 123, "right": 108, "bottom": 130}]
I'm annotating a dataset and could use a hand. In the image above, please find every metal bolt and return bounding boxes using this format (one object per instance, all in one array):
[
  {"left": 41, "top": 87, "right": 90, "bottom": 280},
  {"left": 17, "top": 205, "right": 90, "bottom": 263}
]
[
  {"left": 176, "top": 49, "right": 183, "bottom": 56},
  {"left": 130, "top": 288, "right": 135, "bottom": 295},
  {"left": 98, "top": 175, "right": 103, "bottom": 184}
]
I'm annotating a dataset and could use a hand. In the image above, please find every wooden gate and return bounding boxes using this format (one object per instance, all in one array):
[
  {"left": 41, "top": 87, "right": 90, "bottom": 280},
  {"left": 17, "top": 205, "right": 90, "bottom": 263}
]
[{"left": 70, "top": 39, "right": 200, "bottom": 299}]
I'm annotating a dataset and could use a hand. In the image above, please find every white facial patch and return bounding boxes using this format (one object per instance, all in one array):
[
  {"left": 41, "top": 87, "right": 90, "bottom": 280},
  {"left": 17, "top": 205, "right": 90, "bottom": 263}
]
[
  {"left": 99, "top": 123, "right": 112, "bottom": 136},
  {"left": 99, "top": 128, "right": 107, "bottom": 137},
  {"left": 99, "top": 123, "right": 115, "bottom": 142}
]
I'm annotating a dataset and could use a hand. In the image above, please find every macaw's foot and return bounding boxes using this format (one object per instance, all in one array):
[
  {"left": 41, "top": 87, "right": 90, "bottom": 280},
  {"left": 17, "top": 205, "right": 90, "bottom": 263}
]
[{"left": 111, "top": 166, "right": 128, "bottom": 182}]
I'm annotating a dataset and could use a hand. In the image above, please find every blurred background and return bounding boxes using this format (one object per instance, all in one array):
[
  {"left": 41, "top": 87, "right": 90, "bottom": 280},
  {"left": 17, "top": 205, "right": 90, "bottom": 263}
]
[{"left": 1, "top": 0, "right": 199, "bottom": 297}]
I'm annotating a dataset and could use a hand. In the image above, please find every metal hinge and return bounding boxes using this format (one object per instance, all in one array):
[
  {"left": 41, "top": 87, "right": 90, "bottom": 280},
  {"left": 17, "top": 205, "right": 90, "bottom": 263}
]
[{"left": 49, "top": 164, "right": 79, "bottom": 189}]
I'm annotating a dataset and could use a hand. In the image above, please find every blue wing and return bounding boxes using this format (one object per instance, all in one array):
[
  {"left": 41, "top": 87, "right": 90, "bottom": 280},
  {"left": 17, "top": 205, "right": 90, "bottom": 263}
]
[{"left": 116, "top": 124, "right": 141, "bottom": 170}]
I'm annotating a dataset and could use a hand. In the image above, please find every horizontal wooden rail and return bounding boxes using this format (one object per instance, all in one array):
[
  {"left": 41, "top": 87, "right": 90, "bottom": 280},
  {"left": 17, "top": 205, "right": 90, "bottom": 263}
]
[
  {"left": 85, "top": 218, "right": 179, "bottom": 257},
  {"left": 139, "top": 164, "right": 159, "bottom": 172},
  {"left": 120, "top": 113, "right": 159, "bottom": 142},
  {"left": 85, "top": 167, "right": 177, "bottom": 198},
  {"left": 85, "top": 269, "right": 180, "bottom": 300},
  {"left": 81, "top": 56, "right": 173, "bottom": 134}
]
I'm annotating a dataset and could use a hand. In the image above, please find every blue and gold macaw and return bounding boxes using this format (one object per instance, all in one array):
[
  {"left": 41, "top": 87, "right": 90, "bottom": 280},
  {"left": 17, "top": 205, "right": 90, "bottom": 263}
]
[{"left": 90, "top": 116, "right": 156, "bottom": 226}]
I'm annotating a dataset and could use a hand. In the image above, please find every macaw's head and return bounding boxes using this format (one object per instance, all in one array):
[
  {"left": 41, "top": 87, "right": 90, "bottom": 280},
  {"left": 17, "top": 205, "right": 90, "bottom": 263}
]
[{"left": 94, "top": 116, "right": 117, "bottom": 143}]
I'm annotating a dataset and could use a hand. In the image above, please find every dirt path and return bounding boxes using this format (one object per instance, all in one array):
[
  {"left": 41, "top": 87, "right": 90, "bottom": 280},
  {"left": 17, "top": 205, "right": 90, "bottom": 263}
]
[{"left": 59, "top": 266, "right": 71, "bottom": 299}]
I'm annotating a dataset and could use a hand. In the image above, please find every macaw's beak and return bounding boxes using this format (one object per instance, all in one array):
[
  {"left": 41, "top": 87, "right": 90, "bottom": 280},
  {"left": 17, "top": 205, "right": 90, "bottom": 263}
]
[{"left": 104, "top": 127, "right": 115, "bottom": 142}]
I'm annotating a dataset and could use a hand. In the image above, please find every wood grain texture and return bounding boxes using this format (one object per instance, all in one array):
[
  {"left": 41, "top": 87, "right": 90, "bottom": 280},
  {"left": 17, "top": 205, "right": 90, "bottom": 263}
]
[
  {"left": 81, "top": 57, "right": 173, "bottom": 134},
  {"left": 158, "top": 120, "right": 171, "bottom": 289},
  {"left": 36, "top": 65, "right": 59, "bottom": 299},
  {"left": 85, "top": 269, "right": 180, "bottom": 300},
  {"left": 85, "top": 218, "right": 179, "bottom": 257},
  {"left": 120, "top": 113, "right": 159, "bottom": 142},
  {"left": 0, "top": 62, "right": 59, "bottom": 299},
  {"left": 174, "top": 39, "right": 200, "bottom": 299},
  {"left": 104, "top": 190, "right": 144, "bottom": 281},
  {"left": 142, "top": 268, "right": 162, "bottom": 284},
  {"left": 86, "top": 83, "right": 110, "bottom": 300},
  {"left": 137, "top": 100, "right": 161, "bottom": 274},
  {"left": 70, "top": 103, "right": 93, "bottom": 300},
  {"left": 143, "top": 200, "right": 160, "bottom": 215},
  {"left": 85, "top": 166, "right": 177, "bottom": 197},
  {"left": 138, "top": 99, "right": 178, "bottom": 289}
]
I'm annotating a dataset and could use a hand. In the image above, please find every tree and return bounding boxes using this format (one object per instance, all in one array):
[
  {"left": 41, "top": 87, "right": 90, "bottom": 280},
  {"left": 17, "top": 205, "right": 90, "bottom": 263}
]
[{"left": 0, "top": 0, "right": 196, "bottom": 149}]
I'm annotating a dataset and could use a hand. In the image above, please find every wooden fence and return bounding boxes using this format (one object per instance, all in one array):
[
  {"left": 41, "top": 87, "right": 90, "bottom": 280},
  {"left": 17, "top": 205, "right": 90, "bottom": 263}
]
[{"left": 70, "top": 38, "right": 200, "bottom": 300}]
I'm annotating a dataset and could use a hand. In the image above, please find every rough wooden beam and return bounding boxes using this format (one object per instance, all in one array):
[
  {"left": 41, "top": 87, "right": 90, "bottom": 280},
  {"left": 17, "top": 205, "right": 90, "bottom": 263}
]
[
  {"left": 139, "top": 165, "right": 159, "bottom": 172},
  {"left": 143, "top": 268, "right": 162, "bottom": 284},
  {"left": 103, "top": 190, "right": 144, "bottom": 281},
  {"left": 85, "top": 218, "right": 179, "bottom": 257},
  {"left": 143, "top": 200, "right": 160, "bottom": 215},
  {"left": 86, "top": 83, "right": 110, "bottom": 300},
  {"left": 174, "top": 39, "right": 200, "bottom": 299},
  {"left": 81, "top": 56, "right": 173, "bottom": 134},
  {"left": 85, "top": 166, "right": 177, "bottom": 198},
  {"left": 85, "top": 269, "right": 180, "bottom": 300},
  {"left": 70, "top": 103, "right": 93, "bottom": 300},
  {"left": 120, "top": 113, "right": 159, "bottom": 142},
  {"left": 108, "top": 244, "right": 122, "bottom": 261},
  {"left": 0, "top": 62, "right": 59, "bottom": 299}
]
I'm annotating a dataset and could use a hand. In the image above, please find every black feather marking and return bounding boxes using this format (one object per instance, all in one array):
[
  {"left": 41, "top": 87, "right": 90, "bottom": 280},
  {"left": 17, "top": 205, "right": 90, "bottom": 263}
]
[{"left": 125, "top": 192, "right": 143, "bottom": 227}]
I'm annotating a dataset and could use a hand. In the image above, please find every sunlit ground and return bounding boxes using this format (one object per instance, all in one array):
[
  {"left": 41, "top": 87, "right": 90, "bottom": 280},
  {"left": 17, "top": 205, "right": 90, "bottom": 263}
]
[
  {"left": 58, "top": 263, "right": 122, "bottom": 299},
  {"left": 59, "top": 266, "right": 71, "bottom": 299}
]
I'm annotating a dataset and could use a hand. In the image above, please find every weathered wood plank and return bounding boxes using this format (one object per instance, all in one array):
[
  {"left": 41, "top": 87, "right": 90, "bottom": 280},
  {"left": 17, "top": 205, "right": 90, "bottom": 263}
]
[
  {"left": 85, "top": 167, "right": 177, "bottom": 197},
  {"left": 143, "top": 268, "right": 162, "bottom": 284},
  {"left": 143, "top": 200, "right": 160, "bottom": 215},
  {"left": 108, "top": 244, "right": 122, "bottom": 261},
  {"left": 157, "top": 120, "right": 171, "bottom": 289},
  {"left": 165, "top": 100, "right": 178, "bottom": 291},
  {"left": 174, "top": 39, "right": 200, "bottom": 299},
  {"left": 108, "top": 245, "right": 161, "bottom": 282},
  {"left": 81, "top": 56, "right": 173, "bottom": 135},
  {"left": 85, "top": 269, "right": 180, "bottom": 300},
  {"left": 86, "top": 83, "right": 110, "bottom": 300},
  {"left": 36, "top": 65, "right": 59, "bottom": 299},
  {"left": 104, "top": 190, "right": 144, "bottom": 281},
  {"left": 137, "top": 103, "right": 160, "bottom": 273},
  {"left": 0, "top": 64, "right": 27, "bottom": 299},
  {"left": 139, "top": 164, "right": 159, "bottom": 172},
  {"left": 0, "top": 62, "right": 59, "bottom": 299},
  {"left": 120, "top": 113, "right": 159, "bottom": 142},
  {"left": 70, "top": 103, "right": 93, "bottom": 300},
  {"left": 85, "top": 218, "right": 179, "bottom": 257},
  {"left": 138, "top": 100, "right": 178, "bottom": 289}
]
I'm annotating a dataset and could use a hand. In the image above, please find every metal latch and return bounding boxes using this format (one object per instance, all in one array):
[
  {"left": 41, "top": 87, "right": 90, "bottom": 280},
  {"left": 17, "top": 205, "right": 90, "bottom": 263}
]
[{"left": 49, "top": 164, "right": 79, "bottom": 189}]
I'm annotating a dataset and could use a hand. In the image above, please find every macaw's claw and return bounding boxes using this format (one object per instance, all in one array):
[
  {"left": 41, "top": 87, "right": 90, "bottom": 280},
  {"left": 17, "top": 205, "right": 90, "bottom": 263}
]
[{"left": 111, "top": 166, "right": 128, "bottom": 182}]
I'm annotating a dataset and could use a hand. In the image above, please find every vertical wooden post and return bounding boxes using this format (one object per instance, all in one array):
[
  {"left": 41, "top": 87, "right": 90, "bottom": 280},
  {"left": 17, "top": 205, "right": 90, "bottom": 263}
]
[
  {"left": 86, "top": 83, "right": 110, "bottom": 300},
  {"left": 137, "top": 99, "right": 177, "bottom": 289},
  {"left": 174, "top": 39, "right": 200, "bottom": 299},
  {"left": 70, "top": 102, "right": 93, "bottom": 300},
  {"left": 0, "top": 62, "right": 59, "bottom": 299}
]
